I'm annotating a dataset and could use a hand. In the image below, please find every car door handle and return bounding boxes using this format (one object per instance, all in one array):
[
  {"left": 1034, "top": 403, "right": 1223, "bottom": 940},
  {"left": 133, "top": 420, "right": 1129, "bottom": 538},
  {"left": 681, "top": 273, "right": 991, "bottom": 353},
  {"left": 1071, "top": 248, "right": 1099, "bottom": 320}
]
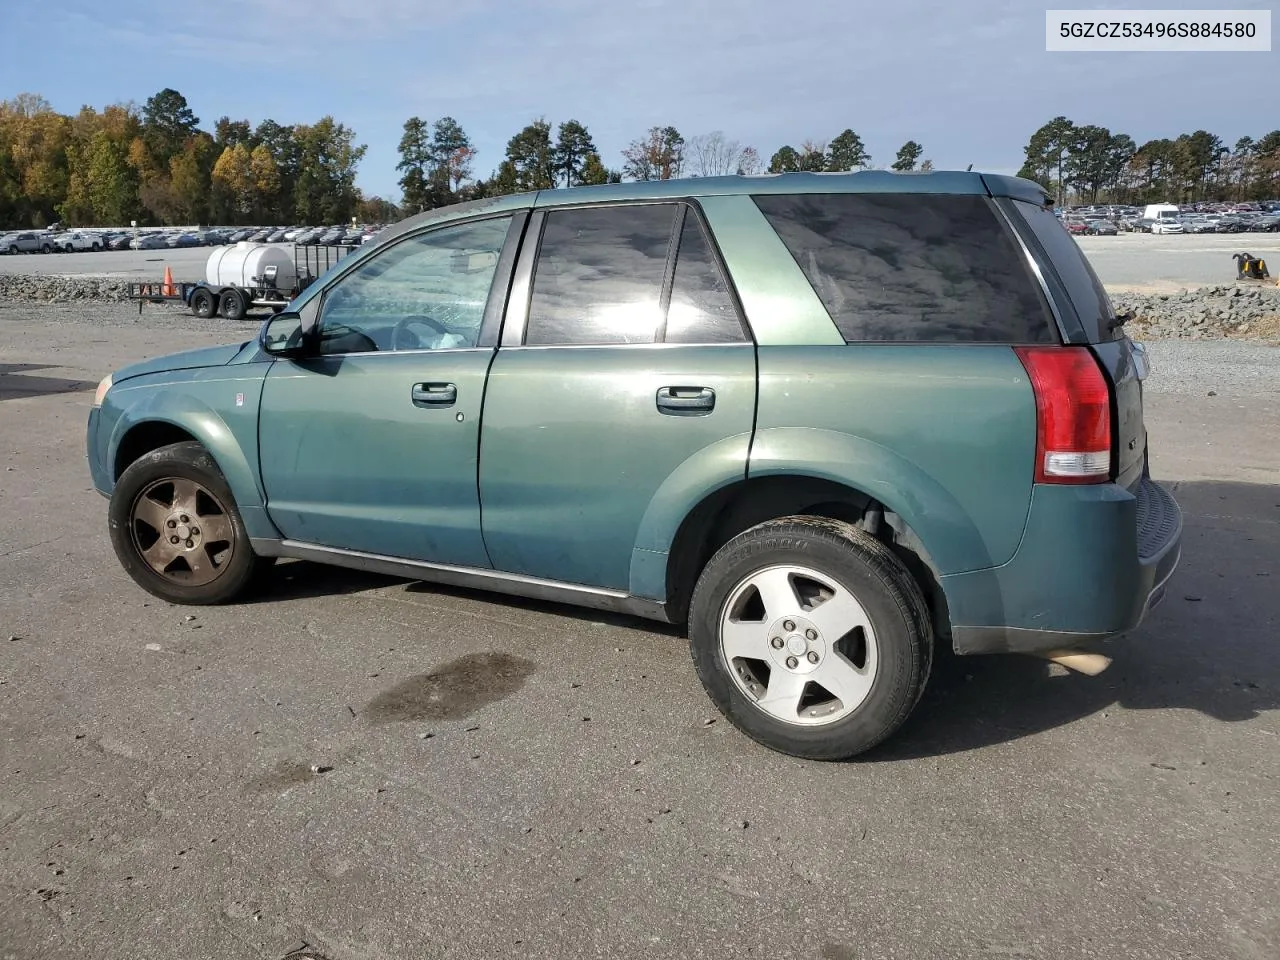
[
  {"left": 656, "top": 386, "right": 715, "bottom": 414},
  {"left": 411, "top": 382, "right": 457, "bottom": 406}
]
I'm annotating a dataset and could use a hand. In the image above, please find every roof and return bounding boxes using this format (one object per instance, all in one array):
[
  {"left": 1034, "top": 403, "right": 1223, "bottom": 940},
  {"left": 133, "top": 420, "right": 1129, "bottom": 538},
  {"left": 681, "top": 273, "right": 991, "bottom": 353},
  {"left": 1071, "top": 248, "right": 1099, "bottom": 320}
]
[{"left": 378, "top": 169, "right": 1050, "bottom": 244}]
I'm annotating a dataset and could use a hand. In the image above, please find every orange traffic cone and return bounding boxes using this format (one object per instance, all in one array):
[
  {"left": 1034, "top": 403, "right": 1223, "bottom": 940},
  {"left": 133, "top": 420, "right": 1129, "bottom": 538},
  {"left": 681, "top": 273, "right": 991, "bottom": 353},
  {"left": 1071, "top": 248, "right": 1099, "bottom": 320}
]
[{"left": 162, "top": 264, "right": 175, "bottom": 297}]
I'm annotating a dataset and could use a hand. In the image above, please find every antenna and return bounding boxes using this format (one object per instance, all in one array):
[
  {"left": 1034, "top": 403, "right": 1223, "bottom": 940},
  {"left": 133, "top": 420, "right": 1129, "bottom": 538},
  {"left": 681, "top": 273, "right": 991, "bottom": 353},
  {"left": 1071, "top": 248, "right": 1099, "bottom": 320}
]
[{"left": 966, "top": 163, "right": 973, "bottom": 172}]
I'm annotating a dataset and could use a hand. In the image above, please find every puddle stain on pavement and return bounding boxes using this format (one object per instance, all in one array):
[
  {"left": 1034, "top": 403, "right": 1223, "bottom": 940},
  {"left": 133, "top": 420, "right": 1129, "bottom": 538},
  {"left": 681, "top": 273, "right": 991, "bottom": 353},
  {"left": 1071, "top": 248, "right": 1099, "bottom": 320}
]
[
  {"left": 243, "top": 761, "right": 320, "bottom": 792},
  {"left": 363, "top": 652, "right": 537, "bottom": 724}
]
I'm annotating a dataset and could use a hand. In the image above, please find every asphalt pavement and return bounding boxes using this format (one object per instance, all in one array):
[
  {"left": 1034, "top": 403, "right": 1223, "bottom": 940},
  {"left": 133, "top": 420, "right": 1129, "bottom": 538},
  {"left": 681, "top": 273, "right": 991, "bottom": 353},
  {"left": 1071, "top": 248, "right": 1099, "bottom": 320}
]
[{"left": 0, "top": 304, "right": 1277, "bottom": 960}]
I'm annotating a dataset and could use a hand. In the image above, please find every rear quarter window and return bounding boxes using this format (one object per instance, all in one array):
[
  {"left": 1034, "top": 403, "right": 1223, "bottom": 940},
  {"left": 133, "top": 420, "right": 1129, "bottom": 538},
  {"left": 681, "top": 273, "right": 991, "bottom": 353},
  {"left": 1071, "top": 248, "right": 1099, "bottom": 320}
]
[
  {"left": 753, "top": 193, "right": 1057, "bottom": 344},
  {"left": 1008, "top": 199, "right": 1119, "bottom": 343}
]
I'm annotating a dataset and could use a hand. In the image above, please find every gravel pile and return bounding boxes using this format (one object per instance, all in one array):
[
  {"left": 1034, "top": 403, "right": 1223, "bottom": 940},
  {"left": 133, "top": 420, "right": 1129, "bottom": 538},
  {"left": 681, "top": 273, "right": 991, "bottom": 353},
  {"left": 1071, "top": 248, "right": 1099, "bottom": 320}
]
[
  {"left": 1112, "top": 283, "right": 1280, "bottom": 341},
  {"left": 0, "top": 274, "right": 131, "bottom": 303}
]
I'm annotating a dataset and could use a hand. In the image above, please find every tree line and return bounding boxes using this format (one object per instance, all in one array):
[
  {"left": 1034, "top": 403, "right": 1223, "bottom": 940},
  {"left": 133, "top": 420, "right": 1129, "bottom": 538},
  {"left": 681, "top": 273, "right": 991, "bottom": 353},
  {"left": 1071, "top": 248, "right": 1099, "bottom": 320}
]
[
  {"left": 0, "top": 89, "right": 389, "bottom": 229},
  {"left": 18, "top": 88, "right": 1274, "bottom": 230},
  {"left": 1018, "top": 116, "right": 1280, "bottom": 206}
]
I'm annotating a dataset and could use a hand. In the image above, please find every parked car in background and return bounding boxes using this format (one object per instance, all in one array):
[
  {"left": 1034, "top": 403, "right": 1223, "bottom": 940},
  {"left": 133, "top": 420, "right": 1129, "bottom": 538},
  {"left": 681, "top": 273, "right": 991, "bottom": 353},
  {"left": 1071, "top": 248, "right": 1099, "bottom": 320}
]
[
  {"left": 108, "top": 234, "right": 134, "bottom": 250},
  {"left": 87, "top": 171, "right": 1181, "bottom": 761},
  {"left": 54, "top": 231, "right": 105, "bottom": 252},
  {"left": 1084, "top": 219, "right": 1117, "bottom": 235},
  {"left": 1150, "top": 215, "right": 1183, "bottom": 235},
  {"left": 129, "top": 234, "right": 168, "bottom": 250},
  {"left": 2, "top": 231, "right": 53, "bottom": 254}
]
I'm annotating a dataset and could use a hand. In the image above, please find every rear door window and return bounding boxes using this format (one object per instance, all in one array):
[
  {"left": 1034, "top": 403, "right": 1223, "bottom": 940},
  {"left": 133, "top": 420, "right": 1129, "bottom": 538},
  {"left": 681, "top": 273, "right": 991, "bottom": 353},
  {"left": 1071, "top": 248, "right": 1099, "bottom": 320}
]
[
  {"left": 753, "top": 193, "right": 1056, "bottom": 343},
  {"left": 664, "top": 214, "right": 747, "bottom": 344}
]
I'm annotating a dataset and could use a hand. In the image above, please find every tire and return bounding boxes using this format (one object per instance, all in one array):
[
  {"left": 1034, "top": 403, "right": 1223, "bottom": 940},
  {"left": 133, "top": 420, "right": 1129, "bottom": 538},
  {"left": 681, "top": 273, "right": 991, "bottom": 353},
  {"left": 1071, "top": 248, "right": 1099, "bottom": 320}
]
[
  {"left": 41, "top": 243, "right": 52, "bottom": 254},
  {"left": 107, "top": 441, "right": 265, "bottom": 605},
  {"left": 92, "top": 243, "right": 101, "bottom": 252},
  {"left": 220, "top": 288, "right": 246, "bottom": 321},
  {"left": 688, "top": 516, "right": 933, "bottom": 760},
  {"left": 190, "top": 288, "right": 216, "bottom": 318},
  {"left": 6, "top": 245, "right": 15, "bottom": 255}
]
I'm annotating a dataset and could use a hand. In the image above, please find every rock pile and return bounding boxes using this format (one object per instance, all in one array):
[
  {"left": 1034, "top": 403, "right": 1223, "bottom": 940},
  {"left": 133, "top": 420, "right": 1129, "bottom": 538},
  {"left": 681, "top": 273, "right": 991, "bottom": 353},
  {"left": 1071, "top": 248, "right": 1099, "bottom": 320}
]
[
  {"left": 0, "top": 274, "right": 132, "bottom": 304},
  {"left": 1110, "top": 283, "right": 1280, "bottom": 341}
]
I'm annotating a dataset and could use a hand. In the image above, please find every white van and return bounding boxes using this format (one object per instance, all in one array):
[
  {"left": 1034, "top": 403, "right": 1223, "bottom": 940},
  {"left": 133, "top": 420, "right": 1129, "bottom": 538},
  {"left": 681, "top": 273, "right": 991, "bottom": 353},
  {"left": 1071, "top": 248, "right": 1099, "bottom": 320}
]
[{"left": 1143, "top": 203, "right": 1180, "bottom": 220}]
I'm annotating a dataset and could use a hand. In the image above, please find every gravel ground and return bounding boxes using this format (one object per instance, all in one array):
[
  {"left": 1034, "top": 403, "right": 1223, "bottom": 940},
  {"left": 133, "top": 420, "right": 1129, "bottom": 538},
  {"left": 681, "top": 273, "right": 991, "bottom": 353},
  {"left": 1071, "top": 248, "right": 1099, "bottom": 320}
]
[{"left": 2, "top": 304, "right": 1278, "bottom": 960}]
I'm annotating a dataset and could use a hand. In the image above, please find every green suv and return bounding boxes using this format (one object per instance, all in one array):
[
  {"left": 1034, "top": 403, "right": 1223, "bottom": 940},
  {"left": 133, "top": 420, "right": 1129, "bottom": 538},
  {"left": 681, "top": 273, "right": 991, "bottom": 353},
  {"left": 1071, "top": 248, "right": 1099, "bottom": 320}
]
[{"left": 86, "top": 171, "right": 1182, "bottom": 759}]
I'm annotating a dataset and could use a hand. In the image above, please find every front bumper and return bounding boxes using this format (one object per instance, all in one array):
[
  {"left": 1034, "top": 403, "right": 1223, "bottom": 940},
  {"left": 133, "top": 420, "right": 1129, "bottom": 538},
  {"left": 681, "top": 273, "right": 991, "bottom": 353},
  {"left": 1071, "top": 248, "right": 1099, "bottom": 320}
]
[
  {"left": 86, "top": 405, "right": 111, "bottom": 497},
  {"left": 944, "top": 476, "right": 1183, "bottom": 655}
]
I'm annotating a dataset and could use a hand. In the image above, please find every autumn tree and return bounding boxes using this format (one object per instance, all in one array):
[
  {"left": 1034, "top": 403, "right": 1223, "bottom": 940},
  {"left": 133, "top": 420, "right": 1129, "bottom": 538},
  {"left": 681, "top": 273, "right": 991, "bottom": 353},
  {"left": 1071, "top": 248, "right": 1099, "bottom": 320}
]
[{"left": 621, "top": 126, "right": 684, "bottom": 180}]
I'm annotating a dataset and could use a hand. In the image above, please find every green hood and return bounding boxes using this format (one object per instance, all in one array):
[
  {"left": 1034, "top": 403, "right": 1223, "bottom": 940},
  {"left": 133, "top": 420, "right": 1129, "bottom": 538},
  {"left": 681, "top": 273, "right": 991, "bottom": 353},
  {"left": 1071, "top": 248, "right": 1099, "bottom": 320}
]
[{"left": 113, "top": 342, "right": 249, "bottom": 383}]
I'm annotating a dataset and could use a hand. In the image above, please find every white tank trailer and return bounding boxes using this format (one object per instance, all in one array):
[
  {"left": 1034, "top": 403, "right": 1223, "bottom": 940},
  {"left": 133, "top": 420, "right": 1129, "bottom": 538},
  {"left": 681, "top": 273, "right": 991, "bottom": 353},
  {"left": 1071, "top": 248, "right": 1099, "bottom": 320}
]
[
  {"left": 206, "top": 242, "right": 299, "bottom": 291},
  {"left": 182, "top": 241, "right": 317, "bottom": 321}
]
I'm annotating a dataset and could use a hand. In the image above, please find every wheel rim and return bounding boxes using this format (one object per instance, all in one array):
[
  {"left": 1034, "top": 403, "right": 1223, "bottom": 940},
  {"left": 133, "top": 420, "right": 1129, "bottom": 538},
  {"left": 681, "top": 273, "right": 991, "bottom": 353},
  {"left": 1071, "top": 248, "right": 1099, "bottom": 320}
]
[
  {"left": 719, "top": 564, "right": 878, "bottom": 727},
  {"left": 129, "top": 477, "right": 235, "bottom": 587}
]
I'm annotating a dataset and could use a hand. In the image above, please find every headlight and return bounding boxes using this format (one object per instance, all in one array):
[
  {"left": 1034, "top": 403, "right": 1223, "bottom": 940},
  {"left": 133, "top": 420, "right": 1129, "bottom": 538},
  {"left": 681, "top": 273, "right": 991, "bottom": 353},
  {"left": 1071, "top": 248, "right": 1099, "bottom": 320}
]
[{"left": 93, "top": 374, "right": 113, "bottom": 407}]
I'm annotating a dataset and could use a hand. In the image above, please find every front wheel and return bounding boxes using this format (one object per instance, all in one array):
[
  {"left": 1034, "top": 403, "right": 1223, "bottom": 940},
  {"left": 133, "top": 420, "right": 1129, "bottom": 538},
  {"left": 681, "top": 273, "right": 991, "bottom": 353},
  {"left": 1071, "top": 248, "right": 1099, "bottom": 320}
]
[
  {"left": 688, "top": 516, "right": 933, "bottom": 760},
  {"left": 108, "top": 441, "right": 265, "bottom": 605}
]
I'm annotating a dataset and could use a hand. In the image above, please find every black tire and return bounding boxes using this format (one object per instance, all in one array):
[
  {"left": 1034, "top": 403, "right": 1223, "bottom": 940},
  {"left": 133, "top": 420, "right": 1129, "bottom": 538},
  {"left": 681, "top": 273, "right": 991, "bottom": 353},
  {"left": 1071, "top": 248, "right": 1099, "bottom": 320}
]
[
  {"left": 190, "top": 288, "right": 216, "bottom": 318},
  {"left": 688, "top": 516, "right": 933, "bottom": 761},
  {"left": 220, "top": 288, "right": 246, "bottom": 321},
  {"left": 6, "top": 245, "right": 15, "bottom": 255},
  {"left": 41, "top": 243, "right": 52, "bottom": 254},
  {"left": 107, "top": 441, "right": 265, "bottom": 605},
  {"left": 92, "top": 242, "right": 101, "bottom": 252}
]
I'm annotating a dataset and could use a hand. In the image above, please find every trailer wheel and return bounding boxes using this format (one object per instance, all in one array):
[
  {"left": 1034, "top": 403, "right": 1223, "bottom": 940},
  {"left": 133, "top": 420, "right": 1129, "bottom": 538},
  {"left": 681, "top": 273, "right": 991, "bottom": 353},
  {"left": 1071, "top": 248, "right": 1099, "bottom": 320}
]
[
  {"left": 191, "top": 289, "right": 216, "bottom": 318},
  {"left": 220, "top": 289, "right": 246, "bottom": 322}
]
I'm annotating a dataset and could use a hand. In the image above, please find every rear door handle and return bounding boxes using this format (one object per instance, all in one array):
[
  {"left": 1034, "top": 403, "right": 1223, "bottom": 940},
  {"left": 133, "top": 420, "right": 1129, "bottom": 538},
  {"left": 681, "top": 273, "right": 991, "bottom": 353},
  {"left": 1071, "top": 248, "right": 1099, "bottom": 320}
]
[
  {"left": 411, "top": 382, "right": 457, "bottom": 406},
  {"left": 656, "top": 386, "right": 715, "bottom": 414}
]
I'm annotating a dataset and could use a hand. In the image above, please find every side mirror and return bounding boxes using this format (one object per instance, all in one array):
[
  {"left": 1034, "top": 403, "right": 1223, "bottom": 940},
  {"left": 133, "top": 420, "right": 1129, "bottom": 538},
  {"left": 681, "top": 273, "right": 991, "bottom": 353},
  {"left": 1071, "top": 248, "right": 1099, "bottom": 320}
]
[{"left": 259, "top": 311, "right": 312, "bottom": 357}]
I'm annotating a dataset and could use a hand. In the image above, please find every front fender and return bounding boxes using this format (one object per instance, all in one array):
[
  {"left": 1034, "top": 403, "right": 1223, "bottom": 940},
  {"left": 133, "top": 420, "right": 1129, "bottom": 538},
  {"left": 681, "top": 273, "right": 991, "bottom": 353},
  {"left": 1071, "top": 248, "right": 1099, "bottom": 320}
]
[
  {"left": 103, "top": 369, "right": 276, "bottom": 540},
  {"left": 747, "top": 426, "right": 1003, "bottom": 577},
  {"left": 628, "top": 432, "right": 751, "bottom": 599}
]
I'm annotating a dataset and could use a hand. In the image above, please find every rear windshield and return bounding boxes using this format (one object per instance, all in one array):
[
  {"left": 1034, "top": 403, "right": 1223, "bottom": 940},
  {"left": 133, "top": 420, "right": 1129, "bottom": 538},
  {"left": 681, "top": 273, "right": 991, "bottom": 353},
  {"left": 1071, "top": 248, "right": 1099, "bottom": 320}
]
[
  {"left": 752, "top": 193, "right": 1056, "bottom": 344},
  {"left": 1009, "top": 199, "right": 1118, "bottom": 343}
]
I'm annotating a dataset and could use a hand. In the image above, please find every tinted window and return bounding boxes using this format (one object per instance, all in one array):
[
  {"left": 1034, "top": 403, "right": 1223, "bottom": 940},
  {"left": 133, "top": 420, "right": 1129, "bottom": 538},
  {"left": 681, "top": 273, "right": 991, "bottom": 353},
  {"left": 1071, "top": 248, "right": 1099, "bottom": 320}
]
[
  {"left": 317, "top": 216, "right": 510, "bottom": 354},
  {"left": 753, "top": 193, "right": 1055, "bottom": 343},
  {"left": 1012, "top": 199, "right": 1118, "bottom": 342},
  {"left": 665, "top": 215, "right": 746, "bottom": 344},
  {"left": 525, "top": 204, "right": 677, "bottom": 346}
]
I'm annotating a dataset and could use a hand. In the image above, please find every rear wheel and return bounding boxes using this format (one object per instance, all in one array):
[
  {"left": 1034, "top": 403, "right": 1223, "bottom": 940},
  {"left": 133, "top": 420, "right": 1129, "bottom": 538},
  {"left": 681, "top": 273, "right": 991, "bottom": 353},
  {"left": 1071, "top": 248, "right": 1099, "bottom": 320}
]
[
  {"left": 220, "top": 288, "right": 246, "bottom": 321},
  {"left": 41, "top": 243, "right": 52, "bottom": 254},
  {"left": 108, "top": 441, "right": 266, "bottom": 605},
  {"left": 688, "top": 516, "right": 932, "bottom": 760},
  {"left": 190, "top": 288, "right": 216, "bottom": 318}
]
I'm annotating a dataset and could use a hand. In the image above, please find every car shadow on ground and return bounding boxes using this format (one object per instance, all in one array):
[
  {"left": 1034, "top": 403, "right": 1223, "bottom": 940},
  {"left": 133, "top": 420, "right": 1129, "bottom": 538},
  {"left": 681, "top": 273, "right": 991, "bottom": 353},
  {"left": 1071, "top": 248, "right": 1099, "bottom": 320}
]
[
  {"left": 248, "top": 479, "right": 1276, "bottom": 758},
  {"left": 0, "top": 362, "right": 96, "bottom": 401}
]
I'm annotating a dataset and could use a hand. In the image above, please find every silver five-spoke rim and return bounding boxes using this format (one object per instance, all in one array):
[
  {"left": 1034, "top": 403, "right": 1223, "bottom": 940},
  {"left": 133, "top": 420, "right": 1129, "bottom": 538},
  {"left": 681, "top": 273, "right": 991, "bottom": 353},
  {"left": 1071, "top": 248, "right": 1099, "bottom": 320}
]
[
  {"left": 719, "top": 564, "right": 878, "bottom": 726},
  {"left": 129, "top": 478, "right": 235, "bottom": 587}
]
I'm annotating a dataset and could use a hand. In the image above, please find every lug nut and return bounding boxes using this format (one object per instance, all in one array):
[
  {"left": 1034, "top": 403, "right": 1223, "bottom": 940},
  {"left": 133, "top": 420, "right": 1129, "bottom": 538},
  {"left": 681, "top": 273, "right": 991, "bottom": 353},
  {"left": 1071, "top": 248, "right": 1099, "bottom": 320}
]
[
  {"left": 190, "top": 527, "right": 199, "bottom": 536},
  {"left": 166, "top": 519, "right": 176, "bottom": 528},
  {"left": 785, "top": 656, "right": 798, "bottom": 669},
  {"left": 180, "top": 515, "right": 189, "bottom": 523},
  {"left": 169, "top": 536, "right": 179, "bottom": 544},
  {"left": 807, "top": 651, "right": 820, "bottom": 664},
  {"left": 770, "top": 637, "right": 784, "bottom": 649},
  {"left": 783, "top": 620, "right": 795, "bottom": 632},
  {"left": 185, "top": 539, "right": 194, "bottom": 548},
  {"left": 805, "top": 628, "right": 817, "bottom": 641}
]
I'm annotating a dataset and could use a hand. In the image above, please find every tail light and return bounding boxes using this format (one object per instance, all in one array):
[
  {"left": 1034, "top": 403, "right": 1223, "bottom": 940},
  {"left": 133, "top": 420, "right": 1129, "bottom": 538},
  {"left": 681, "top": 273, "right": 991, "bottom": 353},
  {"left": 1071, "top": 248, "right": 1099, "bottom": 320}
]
[{"left": 1014, "top": 346, "right": 1112, "bottom": 484}]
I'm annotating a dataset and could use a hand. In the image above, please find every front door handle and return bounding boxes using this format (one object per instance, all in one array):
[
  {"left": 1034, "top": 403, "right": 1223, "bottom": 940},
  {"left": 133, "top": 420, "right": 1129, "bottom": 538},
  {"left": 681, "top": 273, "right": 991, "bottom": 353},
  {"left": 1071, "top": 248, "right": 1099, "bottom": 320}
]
[
  {"left": 411, "top": 382, "right": 457, "bottom": 407},
  {"left": 656, "top": 385, "right": 715, "bottom": 415}
]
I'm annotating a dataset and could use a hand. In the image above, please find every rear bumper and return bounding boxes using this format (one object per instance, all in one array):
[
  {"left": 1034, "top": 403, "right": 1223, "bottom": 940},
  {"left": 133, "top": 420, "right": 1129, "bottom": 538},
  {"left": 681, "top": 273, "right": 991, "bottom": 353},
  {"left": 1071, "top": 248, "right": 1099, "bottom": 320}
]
[{"left": 944, "top": 476, "right": 1182, "bottom": 655}]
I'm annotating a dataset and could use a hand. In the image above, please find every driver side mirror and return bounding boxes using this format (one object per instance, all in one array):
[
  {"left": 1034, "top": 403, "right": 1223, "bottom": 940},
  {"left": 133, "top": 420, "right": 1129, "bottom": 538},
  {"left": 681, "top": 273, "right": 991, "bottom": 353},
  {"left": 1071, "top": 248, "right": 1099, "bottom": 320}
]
[{"left": 259, "top": 310, "right": 314, "bottom": 358}]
